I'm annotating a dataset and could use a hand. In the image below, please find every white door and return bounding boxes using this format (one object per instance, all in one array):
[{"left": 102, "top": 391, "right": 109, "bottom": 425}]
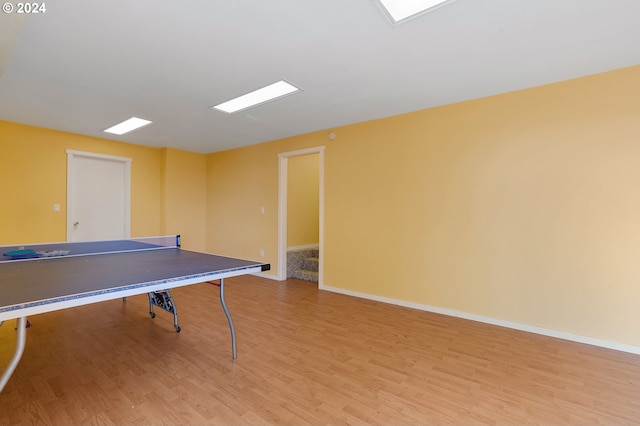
[{"left": 67, "top": 150, "right": 131, "bottom": 242}]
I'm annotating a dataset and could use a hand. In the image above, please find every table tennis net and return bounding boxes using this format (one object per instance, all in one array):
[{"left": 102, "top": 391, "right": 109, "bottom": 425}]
[
  {"left": 130, "top": 235, "right": 180, "bottom": 249},
  {"left": 1, "top": 235, "right": 180, "bottom": 261}
]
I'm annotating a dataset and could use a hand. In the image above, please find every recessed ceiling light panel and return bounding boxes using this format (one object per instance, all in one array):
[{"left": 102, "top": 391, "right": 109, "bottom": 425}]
[
  {"left": 104, "top": 117, "right": 152, "bottom": 135},
  {"left": 212, "top": 80, "right": 301, "bottom": 114},
  {"left": 375, "top": 0, "right": 456, "bottom": 24}
]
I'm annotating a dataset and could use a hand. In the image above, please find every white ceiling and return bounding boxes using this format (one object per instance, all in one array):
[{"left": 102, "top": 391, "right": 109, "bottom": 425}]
[{"left": 1, "top": 0, "right": 639, "bottom": 154}]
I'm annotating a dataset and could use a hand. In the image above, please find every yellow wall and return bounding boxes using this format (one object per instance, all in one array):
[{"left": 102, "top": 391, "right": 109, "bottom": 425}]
[
  {"left": 205, "top": 135, "right": 324, "bottom": 269},
  {"left": 0, "top": 121, "right": 163, "bottom": 244},
  {"left": 287, "top": 154, "right": 319, "bottom": 248},
  {"left": 205, "top": 143, "right": 276, "bottom": 264},
  {"left": 205, "top": 65, "right": 640, "bottom": 347},
  {"left": 161, "top": 148, "right": 206, "bottom": 251}
]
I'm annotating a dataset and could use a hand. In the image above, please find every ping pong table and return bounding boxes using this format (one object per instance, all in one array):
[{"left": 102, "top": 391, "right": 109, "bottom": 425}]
[{"left": 0, "top": 235, "right": 270, "bottom": 393}]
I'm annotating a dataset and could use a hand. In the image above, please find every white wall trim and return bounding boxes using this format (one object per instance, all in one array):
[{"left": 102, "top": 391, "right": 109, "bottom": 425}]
[
  {"left": 277, "top": 146, "right": 325, "bottom": 284},
  {"left": 319, "top": 283, "right": 640, "bottom": 356},
  {"left": 278, "top": 147, "right": 325, "bottom": 158},
  {"left": 287, "top": 244, "right": 320, "bottom": 252},
  {"left": 66, "top": 149, "right": 133, "bottom": 164},
  {"left": 253, "top": 271, "right": 280, "bottom": 280},
  {"left": 277, "top": 155, "right": 288, "bottom": 280}
]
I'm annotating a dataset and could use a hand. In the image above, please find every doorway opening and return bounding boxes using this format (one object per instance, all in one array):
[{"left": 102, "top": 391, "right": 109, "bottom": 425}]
[{"left": 277, "top": 147, "right": 324, "bottom": 286}]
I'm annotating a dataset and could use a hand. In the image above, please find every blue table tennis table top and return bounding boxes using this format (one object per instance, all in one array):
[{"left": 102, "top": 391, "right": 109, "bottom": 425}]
[
  {"left": 0, "top": 236, "right": 270, "bottom": 391},
  {"left": 0, "top": 237, "right": 270, "bottom": 320}
]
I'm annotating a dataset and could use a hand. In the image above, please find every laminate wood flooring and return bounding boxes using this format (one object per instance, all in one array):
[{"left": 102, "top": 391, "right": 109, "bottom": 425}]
[{"left": 2, "top": 276, "right": 640, "bottom": 425}]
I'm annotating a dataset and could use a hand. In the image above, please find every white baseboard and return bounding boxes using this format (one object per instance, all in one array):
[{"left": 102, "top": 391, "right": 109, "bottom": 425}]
[
  {"left": 287, "top": 244, "right": 320, "bottom": 252},
  {"left": 253, "top": 271, "right": 280, "bottom": 280},
  {"left": 319, "top": 283, "right": 640, "bottom": 356}
]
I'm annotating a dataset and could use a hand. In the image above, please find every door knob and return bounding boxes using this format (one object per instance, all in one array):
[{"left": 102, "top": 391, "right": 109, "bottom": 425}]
[{"left": 73, "top": 221, "right": 80, "bottom": 227}]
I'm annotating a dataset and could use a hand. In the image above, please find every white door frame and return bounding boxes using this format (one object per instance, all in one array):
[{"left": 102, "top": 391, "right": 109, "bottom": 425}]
[
  {"left": 66, "top": 149, "right": 132, "bottom": 241},
  {"left": 277, "top": 146, "right": 325, "bottom": 284}
]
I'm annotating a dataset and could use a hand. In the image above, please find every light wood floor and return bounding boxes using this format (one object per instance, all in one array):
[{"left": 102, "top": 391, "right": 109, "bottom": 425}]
[{"left": 2, "top": 276, "right": 640, "bottom": 425}]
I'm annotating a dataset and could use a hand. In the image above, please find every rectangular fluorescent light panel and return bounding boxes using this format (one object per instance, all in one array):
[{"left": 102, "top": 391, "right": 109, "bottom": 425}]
[
  {"left": 213, "top": 80, "right": 301, "bottom": 113},
  {"left": 104, "top": 117, "right": 152, "bottom": 135},
  {"left": 376, "top": 0, "right": 454, "bottom": 24}
]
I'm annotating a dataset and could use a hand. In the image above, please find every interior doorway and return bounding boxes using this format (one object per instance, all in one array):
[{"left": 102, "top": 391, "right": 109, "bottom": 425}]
[
  {"left": 277, "top": 147, "right": 324, "bottom": 285},
  {"left": 66, "top": 150, "right": 131, "bottom": 242}
]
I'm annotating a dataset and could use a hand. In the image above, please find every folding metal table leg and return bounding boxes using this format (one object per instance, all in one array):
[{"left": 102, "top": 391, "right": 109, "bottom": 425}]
[
  {"left": 0, "top": 317, "right": 27, "bottom": 392},
  {"left": 218, "top": 278, "right": 237, "bottom": 359}
]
